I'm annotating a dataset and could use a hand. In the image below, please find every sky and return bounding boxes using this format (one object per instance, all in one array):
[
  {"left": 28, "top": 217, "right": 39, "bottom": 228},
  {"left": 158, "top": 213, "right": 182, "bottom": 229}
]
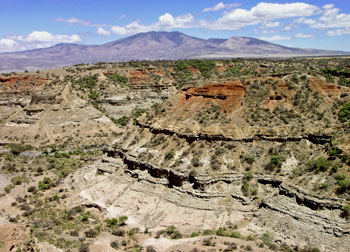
[{"left": 1, "top": 0, "right": 350, "bottom": 53}]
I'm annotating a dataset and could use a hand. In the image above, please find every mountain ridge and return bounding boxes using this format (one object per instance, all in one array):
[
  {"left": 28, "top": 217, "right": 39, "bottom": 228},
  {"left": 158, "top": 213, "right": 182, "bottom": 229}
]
[{"left": 1, "top": 31, "right": 349, "bottom": 72}]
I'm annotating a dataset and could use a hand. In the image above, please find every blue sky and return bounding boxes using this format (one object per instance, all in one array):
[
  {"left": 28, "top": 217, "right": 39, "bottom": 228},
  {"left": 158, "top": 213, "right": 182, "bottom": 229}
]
[{"left": 1, "top": 0, "right": 350, "bottom": 52}]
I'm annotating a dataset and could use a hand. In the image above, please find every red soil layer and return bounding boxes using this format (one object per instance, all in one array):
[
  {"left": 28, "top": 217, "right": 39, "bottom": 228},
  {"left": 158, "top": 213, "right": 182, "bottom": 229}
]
[
  {"left": 126, "top": 68, "right": 167, "bottom": 84},
  {"left": 0, "top": 76, "right": 46, "bottom": 93},
  {"left": 188, "top": 66, "right": 201, "bottom": 76},
  {"left": 172, "top": 81, "right": 245, "bottom": 114},
  {"left": 308, "top": 77, "right": 346, "bottom": 98},
  {"left": 215, "top": 66, "right": 226, "bottom": 73}
]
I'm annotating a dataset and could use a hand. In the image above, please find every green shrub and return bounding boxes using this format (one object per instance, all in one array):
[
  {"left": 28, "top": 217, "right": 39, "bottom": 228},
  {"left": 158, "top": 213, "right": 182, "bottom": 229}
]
[
  {"left": 342, "top": 205, "right": 350, "bottom": 220},
  {"left": 338, "top": 103, "right": 350, "bottom": 122},
  {"left": 230, "top": 231, "right": 241, "bottom": 238},
  {"left": 7, "top": 143, "right": 33, "bottom": 155},
  {"left": 307, "top": 157, "right": 329, "bottom": 172},
  {"left": 118, "top": 216, "right": 128, "bottom": 226},
  {"left": 113, "top": 116, "right": 130, "bottom": 126},
  {"left": 165, "top": 150, "right": 175, "bottom": 160},
  {"left": 319, "top": 183, "right": 328, "bottom": 190},
  {"left": 106, "top": 73, "right": 128, "bottom": 86},
  {"left": 261, "top": 232, "right": 273, "bottom": 245},
  {"left": 244, "top": 171, "right": 253, "bottom": 181},
  {"left": 106, "top": 218, "right": 118, "bottom": 227},
  {"left": 190, "top": 232, "right": 199, "bottom": 237},
  {"left": 73, "top": 74, "right": 98, "bottom": 90},
  {"left": 166, "top": 226, "right": 182, "bottom": 239},
  {"left": 242, "top": 154, "right": 255, "bottom": 164},
  {"left": 266, "top": 156, "right": 284, "bottom": 171},
  {"left": 242, "top": 181, "right": 250, "bottom": 196},
  {"left": 338, "top": 179, "right": 350, "bottom": 193},
  {"left": 216, "top": 227, "right": 231, "bottom": 237},
  {"left": 203, "top": 229, "right": 214, "bottom": 235},
  {"left": 82, "top": 215, "right": 89, "bottom": 222},
  {"left": 38, "top": 177, "right": 53, "bottom": 191},
  {"left": 132, "top": 108, "right": 146, "bottom": 124},
  {"left": 335, "top": 173, "right": 347, "bottom": 181}
]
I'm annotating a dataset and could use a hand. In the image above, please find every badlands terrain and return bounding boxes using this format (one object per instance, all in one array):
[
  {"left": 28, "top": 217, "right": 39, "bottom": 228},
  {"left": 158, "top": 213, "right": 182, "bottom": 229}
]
[{"left": 0, "top": 58, "right": 350, "bottom": 252}]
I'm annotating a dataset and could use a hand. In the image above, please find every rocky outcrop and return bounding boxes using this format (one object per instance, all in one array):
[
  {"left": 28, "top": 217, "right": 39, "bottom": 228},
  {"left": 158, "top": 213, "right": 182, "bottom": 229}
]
[{"left": 137, "top": 120, "right": 331, "bottom": 144}]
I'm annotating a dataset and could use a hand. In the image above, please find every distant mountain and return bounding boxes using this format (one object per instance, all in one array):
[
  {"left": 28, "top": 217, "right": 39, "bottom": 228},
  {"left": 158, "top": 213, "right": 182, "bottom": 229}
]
[{"left": 0, "top": 31, "right": 349, "bottom": 72}]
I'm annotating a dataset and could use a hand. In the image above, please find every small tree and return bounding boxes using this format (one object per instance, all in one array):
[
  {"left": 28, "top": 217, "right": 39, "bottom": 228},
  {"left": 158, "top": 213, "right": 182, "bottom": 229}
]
[
  {"left": 118, "top": 216, "right": 128, "bottom": 226},
  {"left": 342, "top": 205, "right": 350, "bottom": 220}
]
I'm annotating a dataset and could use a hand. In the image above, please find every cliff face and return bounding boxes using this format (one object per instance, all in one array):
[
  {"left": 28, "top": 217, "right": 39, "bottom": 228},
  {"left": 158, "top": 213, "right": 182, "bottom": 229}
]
[{"left": 0, "top": 58, "right": 350, "bottom": 251}]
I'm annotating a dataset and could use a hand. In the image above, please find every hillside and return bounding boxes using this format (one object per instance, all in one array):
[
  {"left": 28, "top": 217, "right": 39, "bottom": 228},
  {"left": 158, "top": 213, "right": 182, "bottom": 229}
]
[
  {"left": 0, "top": 58, "right": 350, "bottom": 251},
  {"left": 1, "top": 31, "right": 349, "bottom": 72}
]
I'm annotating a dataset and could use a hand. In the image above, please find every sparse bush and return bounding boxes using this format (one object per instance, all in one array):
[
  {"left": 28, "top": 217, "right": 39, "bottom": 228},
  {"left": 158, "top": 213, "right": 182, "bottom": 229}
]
[
  {"left": 7, "top": 143, "right": 33, "bottom": 155},
  {"left": 338, "top": 103, "right": 350, "bottom": 122},
  {"left": 146, "top": 246, "right": 157, "bottom": 252},
  {"left": 342, "top": 205, "right": 350, "bottom": 220},
  {"left": 319, "top": 183, "right": 328, "bottom": 190},
  {"left": 203, "top": 237, "right": 214, "bottom": 246},
  {"left": 112, "top": 229, "right": 125, "bottom": 236},
  {"left": 113, "top": 116, "right": 130, "bottom": 126},
  {"left": 79, "top": 244, "right": 90, "bottom": 252},
  {"left": 166, "top": 225, "right": 182, "bottom": 239},
  {"left": 307, "top": 157, "right": 329, "bottom": 172},
  {"left": 38, "top": 177, "right": 53, "bottom": 191},
  {"left": 82, "top": 214, "right": 89, "bottom": 222},
  {"left": 191, "top": 232, "right": 199, "bottom": 237},
  {"left": 216, "top": 227, "right": 231, "bottom": 237},
  {"left": 242, "top": 153, "right": 255, "bottom": 164},
  {"left": 203, "top": 229, "right": 214, "bottom": 235},
  {"left": 70, "top": 230, "right": 79, "bottom": 237},
  {"left": 118, "top": 216, "right": 128, "bottom": 226},
  {"left": 245, "top": 244, "right": 253, "bottom": 251},
  {"left": 106, "top": 218, "right": 118, "bottom": 227},
  {"left": 261, "top": 232, "right": 273, "bottom": 246},
  {"left": 165, "top": 150, "right": 175, "bottom": 160},
  {"left": 191, "top": 157, "right": 200, "bottom": 167},
  {"left": 111, "top": 241, "right": 119, "bottom": 249},
  {"left": 84, "top": 229, "right": 97, "bottom": 238},
  {"left": 230, "top": 231, "right": 241, "bottom": 238},
  {"left": 106, "top": 73, "right": 128, "bottom": 86},
  {"left": 265, "top": 156, "right": 284, "bottom": 171}
]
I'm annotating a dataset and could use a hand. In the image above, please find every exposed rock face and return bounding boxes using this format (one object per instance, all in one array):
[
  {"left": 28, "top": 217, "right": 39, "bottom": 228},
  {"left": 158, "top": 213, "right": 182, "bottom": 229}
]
[
  {"left": 95, "top": 69, "right": 350, "bottom": 251},
  {"left": 1, "top": 59, "right": 350, "bottom": 251}
]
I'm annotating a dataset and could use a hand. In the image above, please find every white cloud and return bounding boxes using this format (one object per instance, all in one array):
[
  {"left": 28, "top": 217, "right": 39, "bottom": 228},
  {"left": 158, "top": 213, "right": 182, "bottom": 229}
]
[
  {"left": 202, "top": 2, "right": 240, "bottom": 12},
  {"left": 0, "top": 38, "right": 17, "bottom": 48},
  {"left": 55, "top": 17, "right": 97, "bottom": 26},
  {"left": 106, "top": 2, "right": 320, "bottom": 36},
  {"left": 296, "top": 33, "right": 314, "bottom": 38},
  {"left": 322, "top": 4, "right": 334, "bottom": 10},
  {"left": 327, "top": 28, "right": 350, "bottom": 36},
  {"left": 284, "top": 22, "right": 299, "bottom": 31},
  {"left": 203, "top": 2, "right": 225, "bottom": 12},
  {"left": 20, "top": 31, "right": 82, "bottom": 43},
  {"left": 258, "top": 35, "right": 291, "bottom": 42},
  {"left": 110, "top": 13, "right": 196, "bottom": 35},
  {"left": 296, "top": 17, "right": 316, "bottom": 25},
  {"left": 97, "top": 27, "right": 111, "bottom": 36},
  {"left": 262, "top": 21, "right": 280, "bottom": 28},
  {"left": 0, "top": 31, "right": 82, "bottom": 53},
  {"left": 50, "top": 3, "right": 350, "bottom": 42},
  {"left": 298, "top": 4, "right": 350, "bottom": 30},
  {"left": 211, "top": 2, "right": 320, "bottom": 30}
]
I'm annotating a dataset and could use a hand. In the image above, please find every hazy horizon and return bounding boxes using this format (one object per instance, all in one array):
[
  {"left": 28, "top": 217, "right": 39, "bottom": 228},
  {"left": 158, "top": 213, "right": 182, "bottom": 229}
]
[{"left": 1, "top": 0, "right": 350, "bottom": 53}]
